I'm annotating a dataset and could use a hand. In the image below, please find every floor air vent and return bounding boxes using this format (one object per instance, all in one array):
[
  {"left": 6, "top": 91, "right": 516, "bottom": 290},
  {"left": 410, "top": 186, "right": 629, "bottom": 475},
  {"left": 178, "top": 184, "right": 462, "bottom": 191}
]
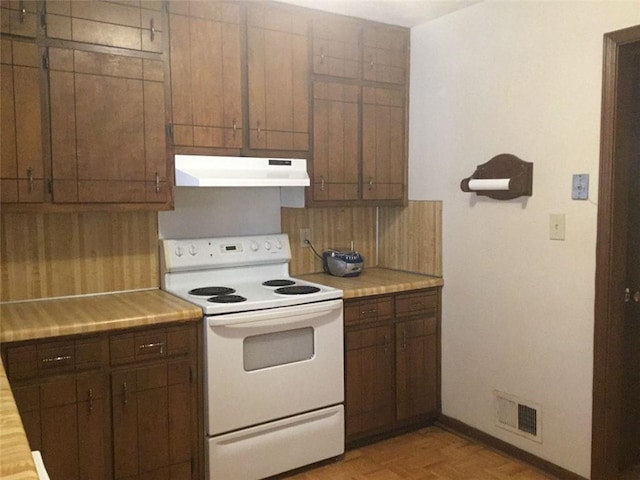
[{"left": 494, "top": 391, "right": 542, "bottom": 442}]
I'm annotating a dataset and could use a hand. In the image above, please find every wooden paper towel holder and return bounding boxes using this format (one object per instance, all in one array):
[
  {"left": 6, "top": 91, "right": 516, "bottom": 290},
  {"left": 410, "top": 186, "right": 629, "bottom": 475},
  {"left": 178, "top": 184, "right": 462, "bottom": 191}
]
[{"left": 460, "top": 154, "right": 533, "bottom": 200}]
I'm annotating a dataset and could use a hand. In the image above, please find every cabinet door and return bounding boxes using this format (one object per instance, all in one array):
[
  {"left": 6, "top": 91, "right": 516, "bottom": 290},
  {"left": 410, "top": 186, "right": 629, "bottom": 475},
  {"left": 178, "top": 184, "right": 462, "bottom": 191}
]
[
  {"left": 0, "top": 0, "right": 38, "bottom": 37},
  {"left": 12, "top": 375, "right": 110, "bottom": 480},
  {"left": 48, "top": 46, "right": 168, "bottom": 203},
  {"left": 395, "top": 317, "right": 438, "bottom": 422},
  {"left": 112, "top": 360, "right": 195, "bottom": 479},
  {"left": 0, "top": 38, "right": 45, "bottom": 203},
  {"left": 312, "top": 81, "right": 359, "bottom": 201},
  {"left": 345, "top": 325, "right": 394, "bottom": 440},
  {"left": 247, "top": 4, "right": 308, "bottom": 151},
  {"left": 169, "top": 1, "right": 242, "bottom": 150},
  {"left": 362, "top": 24, "right": 408, "bottom": 85},
  {"left": 362, "top": 86, "right": 405, "bottom": 202},
  {"left": 312, "top": 15, "right": 360, "bottom": 79},
  {"left": 45, "top": 0, "right": 164, "bottom": 53}
]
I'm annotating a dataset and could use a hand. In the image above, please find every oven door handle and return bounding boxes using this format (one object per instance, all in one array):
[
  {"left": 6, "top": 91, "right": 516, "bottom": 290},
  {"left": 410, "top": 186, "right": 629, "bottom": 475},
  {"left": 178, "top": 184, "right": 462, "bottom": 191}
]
[{"left": 208, "top": 299, "right": 343, "bottom": 328}]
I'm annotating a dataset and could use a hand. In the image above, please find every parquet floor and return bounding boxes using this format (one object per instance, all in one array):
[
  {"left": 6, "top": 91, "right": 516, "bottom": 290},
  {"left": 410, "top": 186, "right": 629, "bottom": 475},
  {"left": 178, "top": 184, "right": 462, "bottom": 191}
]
[{"left": 284, "top": 426, "right": 557, "bottom": 480}]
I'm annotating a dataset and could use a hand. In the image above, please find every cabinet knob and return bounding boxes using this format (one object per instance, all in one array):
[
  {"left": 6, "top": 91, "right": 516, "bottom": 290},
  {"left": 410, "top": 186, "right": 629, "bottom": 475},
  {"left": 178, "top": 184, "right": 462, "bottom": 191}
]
[
  {"left": 19, "top": 1, "right": 26, "bottom": 23},
  {"left": 368, "top": 176, "right": 374, "bottom": 190},
  {"left": 27, "top": 167, "right": 34, "bottom": 193}
]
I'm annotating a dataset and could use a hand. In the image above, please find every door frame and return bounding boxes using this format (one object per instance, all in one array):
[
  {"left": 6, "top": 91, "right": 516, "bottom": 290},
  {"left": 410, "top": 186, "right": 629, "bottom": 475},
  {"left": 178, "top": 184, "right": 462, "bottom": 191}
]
[{"left": 592, "top": 24, "right": 640, "bottom": 480}]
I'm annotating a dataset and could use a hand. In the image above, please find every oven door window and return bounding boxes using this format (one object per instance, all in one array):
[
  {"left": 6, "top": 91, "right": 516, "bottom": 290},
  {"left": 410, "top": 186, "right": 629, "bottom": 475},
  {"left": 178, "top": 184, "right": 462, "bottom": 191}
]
[{"left": 243, "top": 327, "right": 315, "bottom": 371}]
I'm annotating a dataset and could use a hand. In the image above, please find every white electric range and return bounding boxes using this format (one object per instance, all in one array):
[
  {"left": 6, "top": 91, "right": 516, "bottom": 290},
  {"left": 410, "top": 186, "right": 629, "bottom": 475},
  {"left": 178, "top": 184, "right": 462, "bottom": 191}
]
[{"left": 160, "top": 234, "right": 345, "bottom": 480}]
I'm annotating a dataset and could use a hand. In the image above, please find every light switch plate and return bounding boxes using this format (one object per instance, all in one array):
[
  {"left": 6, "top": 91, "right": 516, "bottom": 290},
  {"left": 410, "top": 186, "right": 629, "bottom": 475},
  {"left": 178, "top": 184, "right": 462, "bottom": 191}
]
[
  {"left": 550, "top": 214, "right": 566, "bottom": 240},
  {"left": 572, "top": 174, "right": 589, "bottom": 200}
]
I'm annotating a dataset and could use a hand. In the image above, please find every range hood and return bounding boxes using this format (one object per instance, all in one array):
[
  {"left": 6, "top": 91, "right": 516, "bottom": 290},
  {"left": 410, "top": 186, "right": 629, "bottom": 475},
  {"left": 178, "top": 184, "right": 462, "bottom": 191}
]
[{"left": 174, "top": 155, "right": 310, "bottom": 187}]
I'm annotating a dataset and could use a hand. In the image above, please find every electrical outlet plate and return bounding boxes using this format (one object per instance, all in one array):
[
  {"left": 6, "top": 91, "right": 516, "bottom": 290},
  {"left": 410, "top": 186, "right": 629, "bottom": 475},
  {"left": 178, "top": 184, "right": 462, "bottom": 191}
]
[
  {"left": 299, "top": 228, "right": 311, "bottom": 247},
  {"left": 572, "top": 174, "right": 589, "bottom": 200}
]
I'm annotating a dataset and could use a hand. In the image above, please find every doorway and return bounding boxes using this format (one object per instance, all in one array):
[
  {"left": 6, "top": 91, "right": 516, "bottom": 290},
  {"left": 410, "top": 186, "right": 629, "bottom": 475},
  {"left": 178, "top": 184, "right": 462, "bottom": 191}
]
[{"left": 592, "top": 25, "right": 640, "bottom": 480}]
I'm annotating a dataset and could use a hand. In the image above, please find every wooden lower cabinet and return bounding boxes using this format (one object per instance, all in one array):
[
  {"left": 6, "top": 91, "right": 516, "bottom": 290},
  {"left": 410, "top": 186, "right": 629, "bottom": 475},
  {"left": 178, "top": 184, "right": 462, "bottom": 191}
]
[
  {"left": 12, "top": 373, "right": 110, "bottom": 480},
  {"left": 2, "top": 322, "right": 200, "bottom": 480},
  {"left": 344, "top": 289, "right": 440, "bottom": 444},
  {"left": 112, "top": 360, "right": 194, "bottom": 480}
]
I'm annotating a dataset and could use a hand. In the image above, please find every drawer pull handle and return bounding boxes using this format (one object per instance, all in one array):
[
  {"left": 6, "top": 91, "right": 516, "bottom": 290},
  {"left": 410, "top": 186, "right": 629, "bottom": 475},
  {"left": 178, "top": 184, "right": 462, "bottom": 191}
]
[
  {"left": 138, "top": 342, "right": 164, "bottom": 354},
  {"left": 361, "top": 308, "right": 377, "bottom": 315},
  {"left": 155, "top": 172, "right": 160, "bottom": 194},
  {"left": 123, "top": 382, "right": 128, "bottom": 405},
  {"left": 232, "top": 120, "right": 237, "bottom": 137},
  {"left": 256, "top": 121, "right": 261, "bottom": 140},
  {"left": 88, "top": 388, "right": 94, "bottom": 411},
  {"left": 41, "top": 355, "right": 72, "bottom": 365},
  {"left": 383, "top": 335, "right": 389, "bottom": 353},
  {"left": 410, "top": 301, "right": 425, "bottom": 309},
  {"left": 402, "top": 330, "right": 407, "bottom": 349},
  {"left": 150, "top": 18, "right": 156, "bottom": 41},
  {"left": 319, "top": 47, "right": 325, "bottom": 64},
  {"left": 19, "top": 1, "right": 26, "bottom": 23}
]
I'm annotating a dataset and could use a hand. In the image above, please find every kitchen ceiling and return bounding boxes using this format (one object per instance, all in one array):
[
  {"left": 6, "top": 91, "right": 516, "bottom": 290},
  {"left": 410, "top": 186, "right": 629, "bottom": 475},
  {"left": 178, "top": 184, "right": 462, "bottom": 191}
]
[{"left": 278, "top": 0, "right": 480, "bottom": 28}]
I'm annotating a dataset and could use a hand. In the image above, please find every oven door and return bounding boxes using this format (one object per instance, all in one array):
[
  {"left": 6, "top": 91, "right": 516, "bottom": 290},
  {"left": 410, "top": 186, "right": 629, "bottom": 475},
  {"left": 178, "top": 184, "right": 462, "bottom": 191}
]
[{"left": 205, "top": 299, "right": 344, "bottom": 436}]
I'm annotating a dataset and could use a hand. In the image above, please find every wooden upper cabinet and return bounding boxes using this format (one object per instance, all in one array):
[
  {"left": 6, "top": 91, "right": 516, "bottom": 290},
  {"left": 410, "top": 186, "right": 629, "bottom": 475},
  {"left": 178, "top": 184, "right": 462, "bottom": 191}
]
[
  {"left": 0, "top": 37, "right": 46, "bottom": 203},
  {"left": 0, "top": 0, "right": 38, "bottom": 37},
  {"left": 45, "top": 0, "right": 164, "bottom": 53},
  {"left": 48, "top": 46, "right": 168, "bottom": 203},
  {"left": 312, "top": 81, "right": 359, "bottom": 202},
  {"left": 246, "top": 4, "right": 309, "bottom": 151},
  {"left": 362, "top": 86, "right": 405, "bottom": 201},
  {"left": 168, "top": 1, "right": 242, "bottom": 151},
  {"left": 362, "top": 24, "right": 408, "bottom": 85},
  {"left": 311, "top": 15, "right": 361, "bottom": 79}
]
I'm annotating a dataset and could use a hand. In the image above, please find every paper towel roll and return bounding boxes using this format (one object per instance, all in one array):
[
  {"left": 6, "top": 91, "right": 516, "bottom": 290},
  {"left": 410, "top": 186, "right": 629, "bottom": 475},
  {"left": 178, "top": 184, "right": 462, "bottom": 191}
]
[{"left": 467, "top": 178, "right": 511, "bottom": 191}]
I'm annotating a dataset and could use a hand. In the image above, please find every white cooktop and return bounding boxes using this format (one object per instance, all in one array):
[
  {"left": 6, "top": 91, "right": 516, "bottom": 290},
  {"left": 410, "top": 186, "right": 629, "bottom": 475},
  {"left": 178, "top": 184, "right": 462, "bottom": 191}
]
[{"left": 161, "top": 234, "right": 342, "bottom": 315}]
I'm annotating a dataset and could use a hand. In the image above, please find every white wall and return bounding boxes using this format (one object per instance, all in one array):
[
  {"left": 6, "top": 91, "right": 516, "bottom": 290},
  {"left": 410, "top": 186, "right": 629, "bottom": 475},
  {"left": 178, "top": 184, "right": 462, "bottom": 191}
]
[{"left": 409, "top": 2, "right": 640, "bottom": 477}]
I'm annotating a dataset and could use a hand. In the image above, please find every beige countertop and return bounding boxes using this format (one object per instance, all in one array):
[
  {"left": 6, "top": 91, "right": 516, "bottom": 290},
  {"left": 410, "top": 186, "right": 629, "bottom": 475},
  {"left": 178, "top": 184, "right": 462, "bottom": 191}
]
[
  {"left": 0, "top": 289, "right": 203, "bottom": 344},
  {"left": 0, "top": 289, "right": 202, "bottom": 480},
  {"left": 298, "top": 267, "right": 443, "bottom": 299}
]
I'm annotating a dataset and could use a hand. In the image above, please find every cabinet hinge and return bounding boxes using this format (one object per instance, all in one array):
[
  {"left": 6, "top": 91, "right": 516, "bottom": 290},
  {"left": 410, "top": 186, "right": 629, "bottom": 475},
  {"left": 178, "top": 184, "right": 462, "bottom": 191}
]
[
  {"left": 42, "top": 51, "right": 49, "bottom": 70},
  {"left": 166, "top": 123, "right": 174, "bottom": 143}
]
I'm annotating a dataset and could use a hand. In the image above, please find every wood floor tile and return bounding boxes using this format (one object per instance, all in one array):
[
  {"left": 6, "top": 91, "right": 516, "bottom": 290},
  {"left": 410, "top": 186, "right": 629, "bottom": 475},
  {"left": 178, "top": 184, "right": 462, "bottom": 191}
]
[{"left": 284, "top": 426, "right": 556, "bottom": 480}]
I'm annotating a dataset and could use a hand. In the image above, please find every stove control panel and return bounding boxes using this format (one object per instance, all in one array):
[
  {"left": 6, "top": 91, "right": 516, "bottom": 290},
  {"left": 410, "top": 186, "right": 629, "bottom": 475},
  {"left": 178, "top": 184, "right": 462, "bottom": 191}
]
[{"left": 161, "top": 234, "right": 291, "bottom": 273}]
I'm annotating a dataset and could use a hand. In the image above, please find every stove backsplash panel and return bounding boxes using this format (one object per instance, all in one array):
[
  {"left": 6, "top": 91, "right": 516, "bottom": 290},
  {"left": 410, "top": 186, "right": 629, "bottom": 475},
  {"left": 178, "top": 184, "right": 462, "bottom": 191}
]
[{"left": 158, "top": 187, "right": 282, "bottom": 239}]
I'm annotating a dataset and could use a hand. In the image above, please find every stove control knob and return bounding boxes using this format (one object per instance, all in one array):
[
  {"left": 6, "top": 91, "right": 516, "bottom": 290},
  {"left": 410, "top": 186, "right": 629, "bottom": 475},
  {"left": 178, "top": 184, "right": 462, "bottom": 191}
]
[
  {"left": 275, "top": 239, "right": 283, "bottom": 250},
  {"left": 188, "top": 244, "right": 198, "bottom": 256},
  {"left": 264, "top": 241, "right": 272, "bottom": 251},
  {"left": 175, "top": 246, "right": 184, "bottom": 257},
  {"left": 250, "top": 241, "right": 259, "bottom": 252}
]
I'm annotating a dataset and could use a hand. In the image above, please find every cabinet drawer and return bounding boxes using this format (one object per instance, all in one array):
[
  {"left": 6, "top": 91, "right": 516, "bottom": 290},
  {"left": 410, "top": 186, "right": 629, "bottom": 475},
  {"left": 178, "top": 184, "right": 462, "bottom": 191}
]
[
  {"left": 110, "top": 325, "right": 195, "bottom": 365},
  {"left": 395, "top": 291, "right": 438, "bottom": 317},
  {"left": 344, "top": 297, "right": 393, "bottom": 325},
  {"left": 5, "top": 336, "right": 103, "bottom": 380}
]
